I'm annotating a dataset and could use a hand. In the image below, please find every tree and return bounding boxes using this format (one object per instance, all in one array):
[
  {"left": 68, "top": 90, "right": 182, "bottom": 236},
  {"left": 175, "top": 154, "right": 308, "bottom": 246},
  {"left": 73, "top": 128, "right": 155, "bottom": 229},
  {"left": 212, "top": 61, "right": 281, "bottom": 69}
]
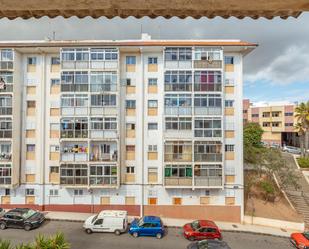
[{"left": 295, "top": 101, "right": 309, "bottom": 157}]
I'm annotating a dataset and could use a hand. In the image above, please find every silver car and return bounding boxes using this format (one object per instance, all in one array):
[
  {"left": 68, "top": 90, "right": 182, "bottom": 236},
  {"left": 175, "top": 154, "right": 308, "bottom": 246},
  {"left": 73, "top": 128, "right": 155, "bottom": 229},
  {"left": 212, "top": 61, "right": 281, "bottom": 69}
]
[
  {"left": 282, "top": 146, "right": 301, "bottom": 154},
  {"left": 0, "top": 208, "right": 5, "bottom": 217}
]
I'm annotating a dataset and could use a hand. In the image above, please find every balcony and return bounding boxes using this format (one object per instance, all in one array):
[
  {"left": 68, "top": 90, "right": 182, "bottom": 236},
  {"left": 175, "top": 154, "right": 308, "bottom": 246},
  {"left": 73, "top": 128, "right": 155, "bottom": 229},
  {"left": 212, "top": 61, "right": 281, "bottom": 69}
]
[
  {"left": 194, "top": 107, "right": 222, "bottom": 115},
  {"left": 0, "top": 62, "right": 13, "bottom": 70},
  {"left": 61, "top": 84, "right": 88, "bottom": 92},
  {"left": 0, "top": 153, "right": 11, "bottom": 162},
  {"left": 194, "top": 176, "right": 222, "bottom": 187},
  {"left": 0, "top": 130, "right": 12, "bottom": 138},
  {"left": 0, "top": 107, "right": 12, "bottom": 115},
  {"left": 165, "top": 177, "right": 192, "bottom": 186},
  {"left": 165, "top": 107, "right": 192, "bottom": 115},
  {"left": 193, "top": 60, "right": 222, "bottom": 69},
  {"left": 61, "top": 106, "right": 88, "bottom": 116},
  {"left": 60, "top": 143, "right": 88, "bottom": 162},
  {"left": 0, "top": 164, "right": 11, "bottom": 185},
  {"left": 89, "top": 142, "right": 118, "bottom": 162},
  {"left": 61, "top": 61, "right": 89, "bottom": 70},
  {"left": 0, "top": 84, "right": 13, "bottom": 93},
  {"left": 164, "top": 83, "right": 192, "bottom": 92},
  {"left": 90, "top": 61, "right": 118, "bottom": 70},
  {"left": 194, "top": 154, "right": 222, "bottom": 162},
  {"left": 194, "top": 83, "right": 222, "bottom": 92},
  {"left": 60, "top": 164, "right": 88, "bottom": 186},
  {"left": 164, "top": 153, "right": 192, "bottom": 162},
  {"left": 90, "top": 130, "right": 117, "bottom": 139},
  {"left": 61, "top": 130, "right": 88, "bottom": 139}
]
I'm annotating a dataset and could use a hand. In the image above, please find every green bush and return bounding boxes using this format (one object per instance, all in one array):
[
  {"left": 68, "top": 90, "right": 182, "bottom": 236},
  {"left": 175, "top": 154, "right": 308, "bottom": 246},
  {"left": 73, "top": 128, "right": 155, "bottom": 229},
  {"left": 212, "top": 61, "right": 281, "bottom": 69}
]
[
  {"left": 297, "top": 157, "right": 309, "bottom": 168},
  {"left": 260, "top": 180, "right": 275, "bottom": 195}
]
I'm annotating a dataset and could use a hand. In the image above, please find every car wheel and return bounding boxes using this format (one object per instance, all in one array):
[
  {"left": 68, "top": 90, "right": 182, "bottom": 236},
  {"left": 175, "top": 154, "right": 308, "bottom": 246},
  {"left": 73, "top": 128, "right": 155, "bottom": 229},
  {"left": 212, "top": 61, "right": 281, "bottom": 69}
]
[
  {"left": 156, "top": 233, "right": 162, "bottom": 239},
  {"left": 114, "top": 230, "right": 121, "bottom": 236},
  {"left": 188, "top": 236, "right": 195, "bottom": 241},
  {"left": 132, "top": 232, "right": 139, "bottom": 238},
  {"left": 85, "top": 229, "right": 92, "bottom": 234},
  {"left": 24, "top": 224, "right": 32, "bottom": 231},
  {"left": 0, "top": 222, "right": 6, "bottom": 230}
]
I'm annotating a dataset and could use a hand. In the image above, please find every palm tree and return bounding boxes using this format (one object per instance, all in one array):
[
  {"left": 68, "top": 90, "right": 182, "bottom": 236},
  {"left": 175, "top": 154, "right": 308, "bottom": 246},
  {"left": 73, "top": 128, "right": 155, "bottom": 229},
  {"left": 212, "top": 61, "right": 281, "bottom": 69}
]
[{"left": 294, "top": 101, "right": 309, "bottom": 157}]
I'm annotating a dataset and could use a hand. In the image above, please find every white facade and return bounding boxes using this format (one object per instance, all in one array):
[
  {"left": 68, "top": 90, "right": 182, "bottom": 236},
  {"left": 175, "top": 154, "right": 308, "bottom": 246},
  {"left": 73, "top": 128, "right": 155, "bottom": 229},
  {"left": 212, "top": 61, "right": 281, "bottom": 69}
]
[{"left": 0, "top": 36, "right": 256, "bottom": 222}]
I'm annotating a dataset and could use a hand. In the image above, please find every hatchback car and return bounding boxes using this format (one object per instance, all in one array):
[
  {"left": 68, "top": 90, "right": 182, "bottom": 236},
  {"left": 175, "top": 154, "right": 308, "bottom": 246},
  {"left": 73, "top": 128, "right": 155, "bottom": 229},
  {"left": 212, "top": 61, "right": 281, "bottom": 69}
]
[
  {"left": 282, "top": 146, "right": 301, "bottom": 154},
  {"left": 129, "top": 216, "right": 165, "bottom": 239},
  {"left": 187, "top": 240, "right": 231, "bottom": 249},
  {"left": 290, "top": 232, "right": 309, "bottom": 249},
  {"left": 0, "top": 208, "right": 45, "bottom": 231},
  {"left": 183, "top": 220, "right": 222, "bottom": 241}
]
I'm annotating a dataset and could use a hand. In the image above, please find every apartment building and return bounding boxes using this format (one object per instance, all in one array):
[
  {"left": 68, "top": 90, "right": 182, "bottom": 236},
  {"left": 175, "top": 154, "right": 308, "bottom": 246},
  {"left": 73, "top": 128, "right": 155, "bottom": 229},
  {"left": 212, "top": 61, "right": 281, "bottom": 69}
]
[
  {"left": 0, "top": 35, "right": 256, "bottom": 223},
  {"left": 243, "top": 99, "right": 299, "bottom": 147}
]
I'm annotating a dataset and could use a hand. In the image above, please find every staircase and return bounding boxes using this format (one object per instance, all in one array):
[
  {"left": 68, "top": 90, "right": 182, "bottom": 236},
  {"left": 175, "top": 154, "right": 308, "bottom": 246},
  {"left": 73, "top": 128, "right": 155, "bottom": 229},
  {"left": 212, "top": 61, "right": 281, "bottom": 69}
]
[{"left": 278, "top": 153, "right": 309, "bottom": 229}]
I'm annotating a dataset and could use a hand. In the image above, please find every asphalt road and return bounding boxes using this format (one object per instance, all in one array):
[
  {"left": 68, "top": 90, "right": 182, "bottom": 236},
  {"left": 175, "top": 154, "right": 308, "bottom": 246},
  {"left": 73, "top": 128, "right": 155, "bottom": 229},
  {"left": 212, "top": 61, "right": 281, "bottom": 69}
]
[{"left": 0, "top": 221, "right": 295, "bottom": 249}]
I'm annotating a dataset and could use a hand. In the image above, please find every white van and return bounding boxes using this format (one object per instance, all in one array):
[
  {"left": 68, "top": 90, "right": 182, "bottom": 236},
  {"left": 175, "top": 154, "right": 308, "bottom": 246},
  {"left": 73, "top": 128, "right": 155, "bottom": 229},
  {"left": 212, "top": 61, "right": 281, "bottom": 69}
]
[{"left": 83, "top": 210, "right": 128, "bottom": 235}]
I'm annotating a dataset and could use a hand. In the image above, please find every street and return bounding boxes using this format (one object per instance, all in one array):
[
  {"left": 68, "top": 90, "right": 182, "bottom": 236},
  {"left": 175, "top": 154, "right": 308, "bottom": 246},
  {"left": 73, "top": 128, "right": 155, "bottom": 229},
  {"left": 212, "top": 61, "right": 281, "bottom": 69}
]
[{"left": 0, "top": 221, "right": 295, "bottom": 249}]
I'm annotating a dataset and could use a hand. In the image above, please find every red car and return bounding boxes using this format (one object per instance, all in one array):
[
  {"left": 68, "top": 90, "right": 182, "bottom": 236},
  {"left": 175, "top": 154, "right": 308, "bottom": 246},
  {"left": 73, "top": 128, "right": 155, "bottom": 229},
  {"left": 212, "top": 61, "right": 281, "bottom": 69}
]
[
  {"left": 183, "top": 220, "right": 222, "bottom": 241},
  {"left": 290, "top": 232, "right": 309, "bottom": 249}
]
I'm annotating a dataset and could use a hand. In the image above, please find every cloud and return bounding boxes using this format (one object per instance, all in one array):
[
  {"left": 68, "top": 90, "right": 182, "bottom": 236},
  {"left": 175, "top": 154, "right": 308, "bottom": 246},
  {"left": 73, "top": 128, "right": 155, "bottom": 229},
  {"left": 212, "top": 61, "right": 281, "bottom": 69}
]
[{"left": 245, "top": 45, "right": 309, "bottom": 85}]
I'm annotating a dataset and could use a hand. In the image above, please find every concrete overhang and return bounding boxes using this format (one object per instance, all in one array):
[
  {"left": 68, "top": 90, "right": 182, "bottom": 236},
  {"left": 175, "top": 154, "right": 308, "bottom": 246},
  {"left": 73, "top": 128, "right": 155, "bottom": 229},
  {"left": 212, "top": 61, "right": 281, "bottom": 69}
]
[{"left": 0, "top": 0, "right": 308, "bottom": 20}]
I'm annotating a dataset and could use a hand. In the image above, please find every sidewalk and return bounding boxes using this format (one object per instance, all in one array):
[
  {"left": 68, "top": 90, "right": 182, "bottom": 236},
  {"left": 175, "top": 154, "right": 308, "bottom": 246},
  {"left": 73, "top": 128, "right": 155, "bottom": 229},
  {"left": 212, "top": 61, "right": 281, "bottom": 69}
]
[{"left": 44, "top": 211, "right": 301, "bottom": 238}]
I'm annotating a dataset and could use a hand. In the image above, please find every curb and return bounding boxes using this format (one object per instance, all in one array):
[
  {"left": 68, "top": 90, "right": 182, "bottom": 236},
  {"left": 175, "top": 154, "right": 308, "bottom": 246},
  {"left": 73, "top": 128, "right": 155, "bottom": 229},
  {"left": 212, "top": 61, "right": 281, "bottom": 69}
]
[{"left": 45, "top": 218, "right": 290, "bottom": 238}]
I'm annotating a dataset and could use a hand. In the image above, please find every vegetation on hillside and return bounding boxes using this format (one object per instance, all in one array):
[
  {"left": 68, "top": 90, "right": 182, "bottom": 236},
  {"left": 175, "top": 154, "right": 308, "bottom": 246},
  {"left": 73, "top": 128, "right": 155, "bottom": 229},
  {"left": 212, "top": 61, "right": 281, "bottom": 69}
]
[{"left": 294, "top": 101, "right": 309, "bottom": 158}]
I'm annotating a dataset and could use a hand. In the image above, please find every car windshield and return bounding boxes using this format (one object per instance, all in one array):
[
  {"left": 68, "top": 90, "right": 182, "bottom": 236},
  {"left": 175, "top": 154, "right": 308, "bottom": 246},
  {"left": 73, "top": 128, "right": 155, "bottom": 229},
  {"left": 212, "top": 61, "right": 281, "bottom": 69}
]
[
  {"left": 138, "top": 218, "right": 144, "bottom": 227},
  {"left": 22, "top": 209, "right": 36, "bottom": 219},
  {"left": 303, "top": 232, "right": 309, "bottom": 240},
  {"left": 92, "top": 215, "right": 98, "bottom": 223},
  {"left": 191, "top": 220, "right": 201, "bottom": 230}
]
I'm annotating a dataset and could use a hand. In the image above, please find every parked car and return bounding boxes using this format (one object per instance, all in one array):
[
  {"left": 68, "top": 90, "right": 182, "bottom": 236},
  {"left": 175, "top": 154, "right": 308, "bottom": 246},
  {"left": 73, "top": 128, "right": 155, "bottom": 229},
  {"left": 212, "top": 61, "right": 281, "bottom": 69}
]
[
  {"left": 0, "top": 208, "right": 45, "bottom": 231},
  {"left": 282, "top": 145, "right": 301, "bottom": 154},
  {"left": 0, "top": 208, "right": 5, "bottom": 217},
  {"left": 129, "top": 216, "right": 165, "bottom": 239},
  {"left": 183, "top": 220, "right": 222, "bottom": 241},
  {"left": 83, "top": 210, "right": 128, "bottom": 235},
  {"left": 290, "top": 232, "right": 309, "bottom": 249},
  {"left": 187, "top": 240, "right": 231, "bottom": 249}
]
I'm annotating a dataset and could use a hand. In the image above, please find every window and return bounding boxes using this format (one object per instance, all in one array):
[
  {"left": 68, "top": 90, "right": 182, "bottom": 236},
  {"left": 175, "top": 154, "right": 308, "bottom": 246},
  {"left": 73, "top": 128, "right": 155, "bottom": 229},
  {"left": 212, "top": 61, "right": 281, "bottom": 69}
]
[
  {"left": 61, "top": 49, "right": 75, "bottom": 61},
  {"left": 272, "top": 112, "right": 280, "bottom": 117},
  {"left": 194, "top": 48, "right": 221, "bottom": 61},
  {"left": 285, "top": 123, "right": 294, "bottom": 127},
  {"left": 126, "top": 78, "right": 131, "bottom": 86},
  {"left": 165, "top": 47, "right": 192, "bottom": 61},
  {"left": 148, "top": 123, "right": 158, "bottom": 130},
  {"left": 148, "top": 197, "right": 157, "bottom": 205},
  {"left": 194, "top": 118, "right": 222, "bottom": 138},
  {"left": 148, "top": 100, "right": 158, "bottom": 108},
  {"left": 165, "top": 117, "right": 192, "bottom": 130},
  {"left": 26, "top": 144, "right": 35, "bottom": 152},
  {"left": 26, "top": 189, "right": 35, "bottom": 196},
  {"left": 194, "top": 164, "right": 222, "bottom": 178},
  {"left": 225, "top": 100, "right": 234, "bottom": 107},
  {"left": 126, "top": 145, "right": 135, "bottom": 152},
  {"left": 164, "top": 71, "right": 192, "bottom": 91},
  {"left": 148, "top": 78, "right": 157, "bottom": 86},
  {"left": 0, "top": 164, "right": 11, "bottom": 185},
  {"left": 165, "top": 165, "right": 192, "bottom": 178},
  {"left": 5, "top": 189, "right": 10, "bottom": 196},
  {"left": 285, "top": 112, "right": 293, "bottom": 116},
  {"left": 224, "top": 56, "right": 234, "bottom": 64},
  {"left": 90, "top": 48, "right": 118, "bottom": 61},
  {"left": 74, "top": 189, "right": 83, "bottom": 196},
  {"left": 164, "top": 141, "right": 192, "bottom": 162},
  {"left": 50, "top": 145, "right": 60, "bottom": 152},
  {"left": 148, "top": 57, "right": 158, "bottom": 64},
  {"left": 194, "top": 71, "right": 222, "bottom": 92},
  {"left": 49, "top": 189, "right": 59, "bottom": 196},
  {"left": 27, "top": 57, "right": 37, "bottom": 65},
  {"left": 50, "top": 166, "right": 59, "bottom": 173},
  {"left": 126, "top": 100, "right": 136, "bottom": 109},
  {"left": 126, "top": 166, "right": 135, "bottom": 174},
  {"left": 126, "top": 56, "right": 136, "bottom": 65},
  {"left": 272, "top": 122, "right": 280, "bottom": 127},
  {"left": 164, "top": 94, "right": 192, "bottom": 107},
  {"left": 90, "top": 71, "right": 117, "bottom": 92},
  {"left": 75, "top": 49, "right": 89, "bottom": 61},
  {"left": 27, "top": 101, "right": 36, "bottom": 108},
  {"left": 263, "top": 122, "right": 270, "bottom": 127},
  {"left": 225, "top": 144, "right": 235, "bottom": 152},
  {"left": 51, "top": 79, "right": 60, "bottom": 86},
  {"left": 0, "top": 49, "right": 13, "bottom": 61},
  {"left": 50, "top": 123, "right": 60, "bottom": 131},
  {"left": 194, "top": 141, "right": 222, "bottom": 162},
  {"left": 51, "top": 57, "right": 60, "bottom": 65},
  {"left": 89, "top": 165, "right": 117, "bottom": 185},
  {"left": 252, "top": 114, "right": 259, "bottom": 118},
  {"left": 126, "top": 123, "right": 135, "bottom": 130},
  {"left": 91, "top": 94, "right": 116, "bottom": 107},
  {"left": 262, "top": 112, "right": 270, "bottom": 117},
  {"left": 148, "top": 145, "right": 157, "bottom": 152},
  {"left": 173, "top": 197, "right": 182, "bottom": 205},
  {"left": 94, "top": 219, "right": 103, "bottom": 225},
  {"left": 60, "top": 164, "right": 88, "bottom": 185}
]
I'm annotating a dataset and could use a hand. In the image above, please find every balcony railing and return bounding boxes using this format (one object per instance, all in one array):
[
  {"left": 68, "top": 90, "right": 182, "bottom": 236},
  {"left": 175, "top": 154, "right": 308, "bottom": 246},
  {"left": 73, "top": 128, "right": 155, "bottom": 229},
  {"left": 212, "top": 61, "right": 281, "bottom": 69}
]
[
  {"left": 0, "top": 85, "right": 13, "bottom": 93},
  {"left": 194, "top": 107, "right": 222, "bottom": 115},
  {"left": 61, "top": 84, "right": 89, "bottom": 92},
  {"left": 164, "top": 84, "right": 192, "bottom": 92},
  {"left": 0, "top": 131, "right": 12, "bottom": 138},
  {"left": 193, "top": 60, "right": 222, "bottom": 69},
  {"left": 194, "top": 154, "right": 222, "bottom": 162},
  {"left": 164, "top": 153, "right": 192, "bottom": 162},
  {"left": 165, "top": 107, "right": 192, "bottom": 115},
  {"left": 165, "top": 177, "right": 192, "bottom": 186},
  {"left": 90, "top": 84, "right": 117, "bottom": 92},
  {"left": 89, "top": 176, "right": 117, "bottom": 186},
  {"left": 0, "top": 153, "right": 12, "bottom": 161},
  {"left": 0, "top": 177, "right": 11, "bottom": 185},
  {"left": 61, "top": 153, "right": 88, "bottom": 162},
  {"left": 89, "top": 152, "right": 118, "bottom": 162},
  {"left": 194, "top": 83, "right": 222, "bottom": 92},
  {"left": 194, "top": 176, "right": 222, "bottom": 187},
  {"left": 61, "top": 61, "right": 89, "bottom": 70},
  {"left": 60, "top": 130, "right": 88, "bottom": 139},
  {"left": 60, "top": 177, "right": 88, "bottom": 185},
  {"left": 0, "top": 62, "right": 13, "bottom": 70}
]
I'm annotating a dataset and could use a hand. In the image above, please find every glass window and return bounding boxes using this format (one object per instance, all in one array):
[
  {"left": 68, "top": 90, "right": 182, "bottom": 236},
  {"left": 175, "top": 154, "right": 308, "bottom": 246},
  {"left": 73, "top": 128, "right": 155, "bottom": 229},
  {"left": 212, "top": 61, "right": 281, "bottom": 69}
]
[
  {"left": 126, "top": 56, "right": 136, "bottom": 65},
  {"left": 27, "top": 57, "right": 37, "bottom": 65},
  {"left": 224, "top": 56, "right": 234, "bottom": 64},
  {"left": 225, "top": 100, "right": 234, "bottom": 107},
  {"left": 148, "top": 78, "right": 158, "bottom": 86},
  {"left": 126, "top": 100, "right": 136, "bottom": 109},
  {"left": 148, "top": 123, "right": 158, "bottom": 130},
  {"left": 148, "top": 57, "right": 158, "bottom": 64},
  {"left": 148, "top": 100, "right": 158, "bottom": 108},
  {"left": 51, "top": 57, "right": 60, "bottom": 65},
  {"left": 26, "top": 189, "right": 35, "bottom": 195}
]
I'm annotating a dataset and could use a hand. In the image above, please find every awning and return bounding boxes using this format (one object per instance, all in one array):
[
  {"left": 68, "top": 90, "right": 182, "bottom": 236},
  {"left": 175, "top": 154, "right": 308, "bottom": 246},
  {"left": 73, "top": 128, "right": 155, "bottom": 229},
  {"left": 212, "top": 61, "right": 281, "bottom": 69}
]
[{"left": 0, "top": 0, "right": 308, "bottom": 20}]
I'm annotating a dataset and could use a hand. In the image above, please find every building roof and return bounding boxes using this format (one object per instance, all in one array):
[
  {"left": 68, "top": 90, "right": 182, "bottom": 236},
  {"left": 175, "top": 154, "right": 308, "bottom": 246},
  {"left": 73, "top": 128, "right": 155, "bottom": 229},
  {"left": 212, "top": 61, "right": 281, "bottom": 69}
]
[{"left": 0, "top": 0, "right": 308, "bottom": 20}]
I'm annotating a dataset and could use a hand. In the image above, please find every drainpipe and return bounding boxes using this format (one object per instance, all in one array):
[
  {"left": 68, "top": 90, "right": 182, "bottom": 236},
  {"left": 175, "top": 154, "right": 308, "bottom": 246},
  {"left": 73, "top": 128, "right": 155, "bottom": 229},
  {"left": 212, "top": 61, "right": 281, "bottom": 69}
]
[{"left": 140, "top": 48, "right": 145, "bottom": 217}]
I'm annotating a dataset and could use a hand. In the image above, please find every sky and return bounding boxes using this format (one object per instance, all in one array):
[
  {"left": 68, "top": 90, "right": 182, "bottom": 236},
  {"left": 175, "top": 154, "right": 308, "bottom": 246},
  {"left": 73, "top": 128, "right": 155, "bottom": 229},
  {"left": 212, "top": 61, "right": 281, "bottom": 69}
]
[{"left": 0, "top": 13, "right": 308, "bottom": 104}]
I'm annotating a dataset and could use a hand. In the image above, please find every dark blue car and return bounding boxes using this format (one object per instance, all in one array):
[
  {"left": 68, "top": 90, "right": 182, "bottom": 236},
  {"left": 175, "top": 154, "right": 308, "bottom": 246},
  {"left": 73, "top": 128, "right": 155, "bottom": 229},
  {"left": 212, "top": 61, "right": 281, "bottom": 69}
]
[{"left": 129, "top": 216, "right": 165, "bottom": 239}]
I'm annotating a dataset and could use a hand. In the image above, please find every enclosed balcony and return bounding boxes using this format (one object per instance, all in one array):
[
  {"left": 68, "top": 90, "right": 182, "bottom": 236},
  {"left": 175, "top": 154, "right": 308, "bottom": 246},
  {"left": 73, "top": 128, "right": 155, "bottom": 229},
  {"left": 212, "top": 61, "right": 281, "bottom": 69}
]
[
  {"left": 0, "top": 49, "right": 13, "bottom": 71},
  {"left": 193, "top": 48, "right": 222, "bottom": 69},
  {"left": 0, "top": 118, "right": 12, "bottom": 138},
  {"left": 164, "top": 71, "right": 192, "bottom": 92},
  {"left": 61, "top": 71, "right": 89, "bottom": 92},
  {"left": 90, "top": 71, "right": 117, "bottom": 92},
  {"left": 61, "top": 94, "right": 88, "bottom": 116},
  {"left": 194, "top": 71, "right": 222, "bottom": 92},
  {"left": 90, "top": 117, "right": 117, "bottom": 139},
  {"left": 194, "top": 141, "right": 222, "bottom": 162},
  {"left": 0, "top": 95, "right": 12, "bottom": 115},
  {"left": 0, "top": 164, "right": 11, "bottom": 185},
  {"left": 194, "top": 164, "right": 223, "bottom": 187},
  {"left": 60, "top": 142, "right": 88, "bottom": 162},
  {"left": 90, "top": 48, "right": 118, "bottom": 69},
  {"left": 90, "top": 94, "right": 117, "bottom": 115},
  {"left": 164, "top": 47, "right": 192, "bottom": 69},
  {"left": 194, "top": 94, "right": 222, "bottom": 115},
  {"left": 0, "top": 143, "right": 11, "bottom": 162},
  {"left": 164, "top": 141, "right": 192, "bottom": 162},
  {"left": 164, "top": 164, "right": 192, "bottom": 187},
  {"left": 89, "top": 142, "right": 117, "bottom": 162},
  {"left": 60, "top": 163, "right": 88, "bottom": 185},
  {"left": 164, "top": 94, "right": 192, "bottom": 115},
  {"left": 0, "top": 72, "right": 13, "bottom": 92},
  {"left": 89, "top": 164, "right": 117, "bottom": 187},
  {"left": 61, "top": 49, "right": 89, "bottom": 69},
  {"left": 60, "top": 118, "right": 88, "bottom": 139}
]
